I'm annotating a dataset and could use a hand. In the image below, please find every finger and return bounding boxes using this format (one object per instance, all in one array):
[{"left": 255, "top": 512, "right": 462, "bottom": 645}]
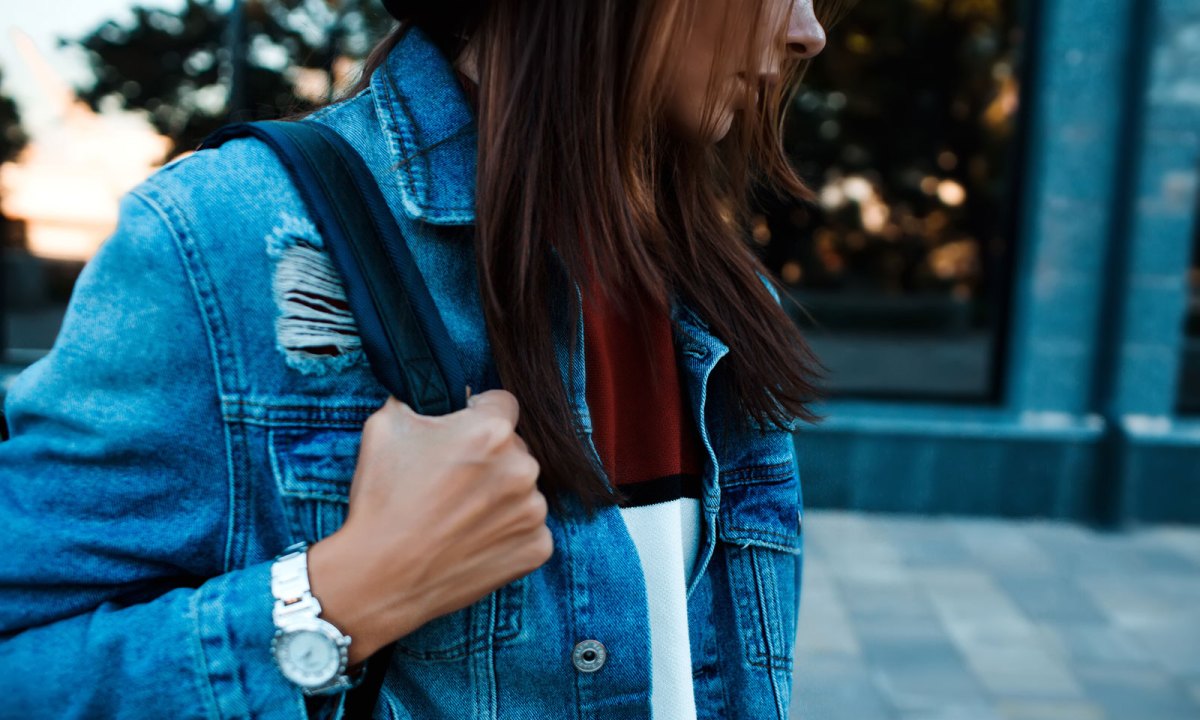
[
  {"left": 511, "top": 432, "right": 530, "bottom": 454},
  {"left": 385, "top": 395, "right": 418, "bottom": 418},
  {"left": 465, "top": 389, "right": 520, "bottom": 427}
]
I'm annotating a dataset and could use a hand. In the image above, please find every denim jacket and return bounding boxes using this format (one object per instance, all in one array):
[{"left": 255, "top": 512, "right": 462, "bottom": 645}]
[{"left": 0, "top": 25, "right": 804, "bottom": 720}]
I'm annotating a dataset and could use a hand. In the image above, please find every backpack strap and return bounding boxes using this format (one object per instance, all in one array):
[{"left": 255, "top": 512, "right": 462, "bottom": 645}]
[
  {"left": 198, "top": 118, "right": 473, "bottom": 718},
  {"left": 199, "top": 119, "right": 469, "bottom": 416}
]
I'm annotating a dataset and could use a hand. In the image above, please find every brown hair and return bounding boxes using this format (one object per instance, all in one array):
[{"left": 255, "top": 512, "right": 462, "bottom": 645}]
[{"left": 327, "top": 1, "right": 852, "bottom": 517}]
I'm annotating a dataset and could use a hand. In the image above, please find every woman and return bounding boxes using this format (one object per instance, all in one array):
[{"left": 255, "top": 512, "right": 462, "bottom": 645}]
[{"left": 0, "top": 0, "right": 840, "bottom": 718}]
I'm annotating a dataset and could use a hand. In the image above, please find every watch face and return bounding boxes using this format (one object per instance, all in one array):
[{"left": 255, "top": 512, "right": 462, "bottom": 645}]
[{"left": 276, "top": 629, "right": 342, "bottom": 687}]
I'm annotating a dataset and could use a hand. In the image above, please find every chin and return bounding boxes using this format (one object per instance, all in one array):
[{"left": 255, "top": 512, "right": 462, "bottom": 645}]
[
  {"left": 686, "top": 110, "right": 736, "bottom": 145},
  {"left": 666, "top": 104, "right": 736, "bottom": 145}
]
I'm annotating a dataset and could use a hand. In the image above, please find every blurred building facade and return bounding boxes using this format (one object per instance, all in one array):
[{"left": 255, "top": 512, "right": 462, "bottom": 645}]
[{"left": 780, "top": 0, "right": 1200, "bottom": 526}]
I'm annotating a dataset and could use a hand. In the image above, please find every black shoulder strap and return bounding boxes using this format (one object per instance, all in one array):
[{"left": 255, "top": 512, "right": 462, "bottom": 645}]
[{"left": 199, "top": 119, "right": 468, "bottom": 416}]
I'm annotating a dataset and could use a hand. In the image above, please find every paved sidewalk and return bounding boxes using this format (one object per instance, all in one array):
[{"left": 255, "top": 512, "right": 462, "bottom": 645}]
[{"left": 791, "top": 511, "right": 1200, "bottom": 720}]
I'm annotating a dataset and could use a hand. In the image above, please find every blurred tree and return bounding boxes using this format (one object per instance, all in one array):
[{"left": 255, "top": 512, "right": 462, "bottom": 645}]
[
  {"left": 61, "top": 0, "right": 394, "bottom": 159},
  {"left": 0, "top": 66, "right": 29, "bottom": 165},
  {"left": 0, "top": 65, "right": 29, "bottom": 354},
  {"left": 1, "top": 65, "right": 30, "bottom": 257},
  {"left": 762, "top": 0, "right": 1023, "bottom": 312}
]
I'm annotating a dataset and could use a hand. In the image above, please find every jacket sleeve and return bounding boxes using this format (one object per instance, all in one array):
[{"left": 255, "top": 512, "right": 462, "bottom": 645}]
[
  {"left": 791, "top": 441, "right": 804, "bottom": 618},
  {"left": 0, "top": 189, "right": 347, "bottom": 720}
]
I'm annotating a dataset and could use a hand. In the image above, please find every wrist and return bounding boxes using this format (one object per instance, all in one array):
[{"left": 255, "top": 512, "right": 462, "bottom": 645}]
[
  {"left": 307, "top": 530, "right": 397, "bottom": 665},
  {"left": 269, "top": 543, "right": 354, "bottom": 694}
]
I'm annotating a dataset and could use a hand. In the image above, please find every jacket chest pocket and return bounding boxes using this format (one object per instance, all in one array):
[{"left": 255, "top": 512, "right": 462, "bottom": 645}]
[
  {"left": 716, "top": 458, "right": 802, "bottom": 672},
  {"left": 268, "top": 425, "right": 526, "bottom": 661}
]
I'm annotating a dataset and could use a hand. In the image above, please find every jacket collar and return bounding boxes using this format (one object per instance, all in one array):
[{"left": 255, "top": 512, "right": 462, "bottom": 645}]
[
  {"left": 364, "top": 24, "right": 734, "bottom": 373},
  {"left": 370, "top": 25, "right": 478, "bottom": 225}
]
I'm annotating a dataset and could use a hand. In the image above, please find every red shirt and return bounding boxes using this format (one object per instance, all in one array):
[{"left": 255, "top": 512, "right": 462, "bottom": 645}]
[{"left": 581, "top": 277, "right": 706, "bottom": 507}]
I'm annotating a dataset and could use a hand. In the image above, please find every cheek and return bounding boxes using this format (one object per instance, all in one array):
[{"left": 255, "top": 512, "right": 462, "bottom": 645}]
[{"left": 664, "top": 65, "right": 735, "bottom": 143}]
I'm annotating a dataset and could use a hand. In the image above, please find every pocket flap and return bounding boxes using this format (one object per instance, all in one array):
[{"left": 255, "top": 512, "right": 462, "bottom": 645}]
[
  {"left": 268, "top": 427, "right": 361, "bottom": 502},
  {"left": 716, "top": 460, "right": 802, "bottom": 554}
]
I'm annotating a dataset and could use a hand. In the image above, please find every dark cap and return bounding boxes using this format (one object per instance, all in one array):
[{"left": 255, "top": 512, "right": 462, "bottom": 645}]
[
  {"left": 380, "top": 0, "right": 405, "bottom": 19},
  {"left": 380, "top": 0, "right": 477, "bottom": 20}
]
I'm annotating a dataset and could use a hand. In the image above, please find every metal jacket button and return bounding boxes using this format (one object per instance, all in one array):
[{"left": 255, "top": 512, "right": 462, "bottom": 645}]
[{"left": 572, "top": 639, "right": 607, "bottom": 672}]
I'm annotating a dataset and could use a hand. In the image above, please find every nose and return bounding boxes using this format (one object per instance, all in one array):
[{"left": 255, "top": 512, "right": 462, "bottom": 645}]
[{"left": 785, "top": 0, "right": 827, "bottom": 60}]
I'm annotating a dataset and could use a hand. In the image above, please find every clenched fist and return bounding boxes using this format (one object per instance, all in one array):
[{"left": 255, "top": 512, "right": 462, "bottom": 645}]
[{"left": 307, "top": 389, "right": 551, "bottom": 665}]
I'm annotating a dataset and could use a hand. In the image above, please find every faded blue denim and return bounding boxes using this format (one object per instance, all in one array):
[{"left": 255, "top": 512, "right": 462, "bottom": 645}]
[{"left": 0, "top": 25, "right": 805, "bottom": 720}]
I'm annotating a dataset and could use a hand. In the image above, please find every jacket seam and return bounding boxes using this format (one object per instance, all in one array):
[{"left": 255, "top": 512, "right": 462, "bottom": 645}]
[
  {"left": 187, "top": 587, "right": 225, "bottom": 720},
  {"left": 129, "top": 185, "right": 242, "bottom": 574}
]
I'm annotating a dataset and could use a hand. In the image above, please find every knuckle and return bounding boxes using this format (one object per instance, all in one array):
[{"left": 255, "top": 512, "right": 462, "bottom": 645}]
[
  {"left": 526, "top": 490, "right": 548, "bottom": 524},
  {"left": 494, "top": 389, "right": 518, "bottom": 406},
  {"left": 362, "top": 409, "right": 387, "bottom": 437},
  {"left": 514, "top": 452, "right": 541, "bottom": 482},
  {"left": 474, "top": 416, "right": 514, "bottom": 449},
  {"left": 530, "top": 528, "right": 554, "bottom": 564},
  {"left": 490, "top": 469, "right": 525, "bottom": 502},
  {"left": 374, "top": 397, "right": 405, "bottom": 420},
  {"left": 511, "top": 433, "right": 529, "bottom": 453}
]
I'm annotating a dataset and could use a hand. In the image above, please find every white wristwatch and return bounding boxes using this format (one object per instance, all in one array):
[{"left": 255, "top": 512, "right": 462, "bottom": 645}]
[{"left": 270, "top": 542, "right": 357, "bottom": 695}]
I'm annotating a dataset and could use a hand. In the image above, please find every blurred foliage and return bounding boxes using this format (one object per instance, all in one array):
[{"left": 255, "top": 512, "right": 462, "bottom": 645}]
[
  {"left": 0, "top": 66, "right": 29, "bottom": 165},
  {"left": 61, "top": 0, "right": 394, "bottom": 158},
  {"left": 1, "top": 64, "right": 29, "bottom": 255},
  {"left": 759, "top": 0, "right": 1024, "bottom": 313}
]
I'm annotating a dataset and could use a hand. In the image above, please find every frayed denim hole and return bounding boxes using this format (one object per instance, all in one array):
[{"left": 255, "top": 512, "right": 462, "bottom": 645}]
[{"left": 266, "top": 214, "right": 365, "bottom": 375}]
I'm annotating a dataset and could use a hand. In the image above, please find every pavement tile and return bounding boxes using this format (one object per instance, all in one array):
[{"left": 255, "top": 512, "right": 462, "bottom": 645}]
[
  {"left": 799, "top": 550, "right": 860, "bottom": 654},
  {"left": 871, "top": 661, "right": 992, "bottom": 716},
  {"left": 918, "top": 570, "right": 1039, "bottom": 638},
  {"left": 961, "top": 647, "right": 1083, "bottom": 698},
  {"left": 855, "top": 624, "right": 991, "bottom": 713},
  {"left": 992, "top": 576, "right": 1107, "bottom": 623},
  {"left": 853, "top": 615, "right": 957, "bottom": 648},
  {"left": 1120, "top": 620, "right": 1200, "bottom": 676},
  {"left": 790, "top": 655, "right": 895, "bottom": 720},
  {"left": 1132, "top": 546, "right": 1200, "bottom": 574},
  {"left": 1137, "top": 528, "right": 1200, "bottom": 568},
  {"left": 1038, "top": 622, "right": 1155, "bottom": 667},
  {"left": 951, "top": 520, "right": 1058, "bottom": 577},
  {"left": 1074, "top": 665, "right": 1200, "bottom": 720},
  {"left": 895, "top": 704, "right": 1007, "bottom": 720},
  {"left": 1077, "top": 576, "right": 1191, "bottom": 626},
  {"left": 993, "top": 699, "right": 1105, "bottom": 720},
  {"left": 796, "top": 588, "right": 862, "bottom": 658},
  {"left": 1136, "top": 574, "right": 1200, "bottom": 607},
  {"left": 793, "top": 512, "right": 1200, "bottom": 720},
  {"left": 836, "top": 576, "right": 941, "bottom": 623},
  {"left": 810, "top": 513, "right": 906, "bottom": 571},
  {"left": 1025, "top": 527, "right": 1137, "bottom": 577},
  {"left": 872, "top": 516, "right": 976, "bottom": 569}
]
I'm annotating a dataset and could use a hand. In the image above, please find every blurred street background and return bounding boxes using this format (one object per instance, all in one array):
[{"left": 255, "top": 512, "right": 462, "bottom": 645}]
[
  {"left": 791, "top": 511, "right": 1200, "bottom": 720},
  {"left": 1, "top": 1, "right": 1198, "bottom": 719}
]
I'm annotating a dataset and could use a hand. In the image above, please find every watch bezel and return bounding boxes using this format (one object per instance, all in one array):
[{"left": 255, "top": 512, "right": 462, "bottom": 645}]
[{"left": 271, "top": 615, "right": 351, "bottom": 691}]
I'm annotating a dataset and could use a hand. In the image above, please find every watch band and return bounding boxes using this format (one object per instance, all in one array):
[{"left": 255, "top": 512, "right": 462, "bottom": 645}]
[
  {"left": 270, "top": 542, "right": 359, "bottom": 696},
  {"left": 271, "top": 543, "right": 323, "bottom": 622}
]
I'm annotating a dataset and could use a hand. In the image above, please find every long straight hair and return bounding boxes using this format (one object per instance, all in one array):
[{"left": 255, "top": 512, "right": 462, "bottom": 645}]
[{"left": 328, "top": 0, "right": 852, "bottom": 517}]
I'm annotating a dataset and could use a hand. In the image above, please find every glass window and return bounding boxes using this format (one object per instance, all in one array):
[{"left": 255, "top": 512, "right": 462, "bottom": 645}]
[
  {"left": 756, "top": 0, "right": 1027, "bottom": 401},
  {"left": 1179, "top": 190, "right": 1200, "bottom": 414}
]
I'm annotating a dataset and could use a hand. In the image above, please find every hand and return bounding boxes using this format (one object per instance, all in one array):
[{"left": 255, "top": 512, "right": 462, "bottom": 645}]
[{"left": 307, "top": 389, "right": 552, "bottom": 665}]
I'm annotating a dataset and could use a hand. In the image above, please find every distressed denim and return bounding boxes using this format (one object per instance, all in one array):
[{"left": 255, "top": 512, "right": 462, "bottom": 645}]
[{"left": 0, "top": 25, "right": 805, "bottom": 720}]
